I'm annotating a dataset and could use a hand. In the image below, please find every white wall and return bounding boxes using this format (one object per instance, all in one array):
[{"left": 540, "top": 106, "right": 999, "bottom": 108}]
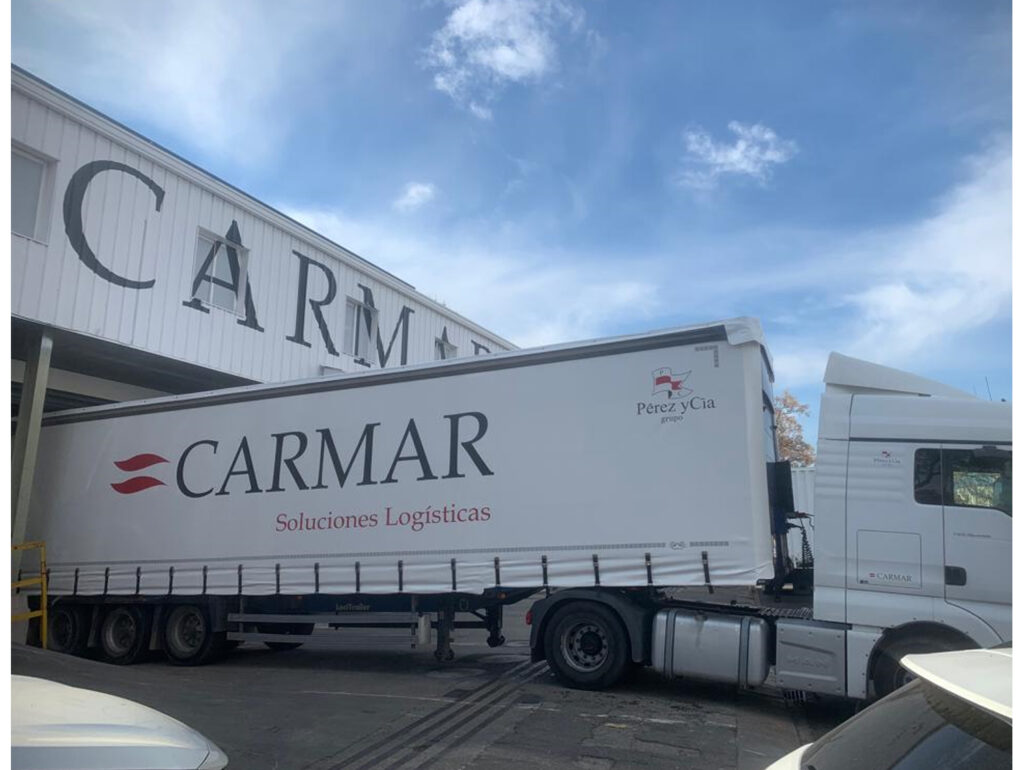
[{"left": 11, "top": 68, "right": 512, "bottom": 385}]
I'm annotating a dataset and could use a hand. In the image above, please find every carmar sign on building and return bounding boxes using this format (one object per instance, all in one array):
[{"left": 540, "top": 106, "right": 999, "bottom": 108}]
[
  {"left": 11, "top": 65, "right": 511, "bottom": 400},
  {"left": 10, "top": 64, "right": 512, "bottom": 552}
]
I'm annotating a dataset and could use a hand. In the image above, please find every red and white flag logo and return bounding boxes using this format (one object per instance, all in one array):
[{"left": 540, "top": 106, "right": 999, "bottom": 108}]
[{"left": 652, "top": 368, "right": 692, "bottom": 399}]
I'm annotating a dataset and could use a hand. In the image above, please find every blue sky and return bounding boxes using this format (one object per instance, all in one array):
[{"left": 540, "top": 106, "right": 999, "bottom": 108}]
[{"left": 12, "top": 0, "right": 1012, "bottom": 435}]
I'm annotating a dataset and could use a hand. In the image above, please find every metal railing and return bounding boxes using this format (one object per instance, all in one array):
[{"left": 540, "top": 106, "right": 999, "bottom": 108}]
[{"left": 12, "top": 541, "right": 47, "bottom": 650}]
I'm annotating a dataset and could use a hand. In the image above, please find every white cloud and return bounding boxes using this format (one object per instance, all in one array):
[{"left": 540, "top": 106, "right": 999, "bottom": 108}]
[
  {"left": 278, "top": 138, "right": 1008, "bottom": 375},
  {"left": 393, "top": 182, "right": 438, "bottom": 213},
  {"left": 764, "top": 139, "right": 1010, "bottom": 388},
  {"left": 469, "top": 102, "right": 494, "bottom": 120},
  {"left": 280, "top": 206, "right": 660, "bottom": 347},
  {"left": 425, "top": 0, "right": 584, "bottom": 118},
  {"left": 13, "top": 0, "right": 345, "bottom": 162},
  {"left": 842, "top": 139, "right": 1010, "bottom": 364},
  {"left": 678, "top": 121, "right": 798, "bottom": 190}
]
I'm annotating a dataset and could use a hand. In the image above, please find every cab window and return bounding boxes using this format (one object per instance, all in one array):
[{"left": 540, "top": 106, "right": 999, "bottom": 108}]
[
  {"left": 913, "top": 448, "right": 1011, "bottom": 516},
  {"left": 945, "top": 449, "right": 1011, "bottom": 516},
  {"left": 914, "top": 449, "right": 942, "bottom": 505}
]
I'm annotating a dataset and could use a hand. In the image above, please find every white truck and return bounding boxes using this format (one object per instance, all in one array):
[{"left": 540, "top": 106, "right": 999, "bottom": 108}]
[{"left": 23, "top": 318, "right": 1010, "bottom": 700}]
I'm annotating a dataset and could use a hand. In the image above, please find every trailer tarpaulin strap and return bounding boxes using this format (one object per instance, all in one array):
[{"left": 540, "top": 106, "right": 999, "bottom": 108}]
[
  {"left": 314, "top": 562, "right": 320, "bottom": 594},
  {"left": 541, "top": 555, "right": 549, "bottom": 595},
  {"left": 645, "top": 552, "right": 653, "bottom": 585},
  {"left": 72, "top": 568, "right": 78, "bottom": 596},
  {"left": 592, "top": 554, "right": 600, "bottom": 585},
  {"left": 103, "top": 567, "right": 109, "bottom": 595},
  {"left": 237, "top": 564, "right": 243, "bottom": 595},
  {"left": 702, "top": 551, "right": 714, "bottom": 594},
  {"left": 202, "top": 565, "right": 208, "bottom": 594},
  {"left": 275, "top": 563, "right": 281, "bottom": 594},
  {"left": 168, "top": 566, "right": 174, "bottom": 595},
  {"left": 450, "top": 558, "right": 457, "bottom": 591},
  {"left": 135, "top": 567, "right": 141, "bottom": 594},
  {"left": 493, "top": 557, "right": 501, "bottom": 586},
  {"left": 355, "top": 562, "right": 361, "bottom": 593},
  {"left": 398, "top": 560, "right": 404, "bottom": 591}
]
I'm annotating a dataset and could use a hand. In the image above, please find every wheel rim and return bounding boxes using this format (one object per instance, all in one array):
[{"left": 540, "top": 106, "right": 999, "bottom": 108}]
[
  {"left": 560, "top": 621, "right": 608, "bottom": 673},
  {"left": 168, "top": 607, "right": 206, "bottom": 658},
  {"left": 103, "top": 610, "right": 137, "bottom": 657}
]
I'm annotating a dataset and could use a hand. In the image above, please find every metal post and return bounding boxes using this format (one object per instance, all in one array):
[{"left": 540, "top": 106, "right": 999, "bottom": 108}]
[{"left": 12, "top": 331, "right": 53, "bottom": 574}]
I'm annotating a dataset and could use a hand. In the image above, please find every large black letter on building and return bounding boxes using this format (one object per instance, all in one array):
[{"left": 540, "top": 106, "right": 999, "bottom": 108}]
[
  {"left": 357, "top": 284, "right": 414, "bottom": 367},
  {"left": 63, "top": 160, "right": 164, "bottom": 289},
  {"left": 182, "top": 220, "right": 264, "bottom": 331},
  {"left": 287, "top": 251, "right": 339, "bottom": 355}
]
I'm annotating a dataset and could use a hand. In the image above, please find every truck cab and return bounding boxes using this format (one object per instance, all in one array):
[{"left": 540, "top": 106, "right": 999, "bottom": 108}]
[{"left": 810, "top": 354, "right": 1011, "bottom": 697}]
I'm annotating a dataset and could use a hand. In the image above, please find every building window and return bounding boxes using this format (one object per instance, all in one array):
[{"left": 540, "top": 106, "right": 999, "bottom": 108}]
[
  {"left": 344, "top": 298, "right": 377, "bottom": 364},
  {"left": 12, "top": 146, "right": 53, "bottom": 241},
  {"left": 435, "top": 332, "right": 457, "bottom": 360},
  {"left": 191, "top": 231, "right": 249, "bottom": 313}
]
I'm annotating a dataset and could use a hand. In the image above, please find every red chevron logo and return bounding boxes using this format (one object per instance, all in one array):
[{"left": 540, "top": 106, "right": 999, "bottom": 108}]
[{"left": 111, "top": 453, "right": 168, "bottom": 494}]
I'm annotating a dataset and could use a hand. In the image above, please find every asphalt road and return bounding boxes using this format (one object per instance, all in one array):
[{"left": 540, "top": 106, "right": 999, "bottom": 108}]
[{"left": 11, "top": 601, "right": 849, "bottom": 769}]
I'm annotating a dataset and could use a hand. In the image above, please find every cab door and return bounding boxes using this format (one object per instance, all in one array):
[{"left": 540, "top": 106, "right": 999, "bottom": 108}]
[{"left": 941, "top": 445, "right": 1012, "bottom": 640}]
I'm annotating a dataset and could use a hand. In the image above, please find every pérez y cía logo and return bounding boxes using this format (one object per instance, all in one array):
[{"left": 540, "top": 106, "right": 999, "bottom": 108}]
[
  {"left": 873, "top": 449, "right": 902, "bottom": 466},
  {"left": 636, "top": 367, "right": 716, "bottom": 424}
]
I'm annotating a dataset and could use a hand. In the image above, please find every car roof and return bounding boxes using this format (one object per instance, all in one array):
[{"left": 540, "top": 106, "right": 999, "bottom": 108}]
[{"left": 901, "top": 647, "right": 1012, "bottom": 723}]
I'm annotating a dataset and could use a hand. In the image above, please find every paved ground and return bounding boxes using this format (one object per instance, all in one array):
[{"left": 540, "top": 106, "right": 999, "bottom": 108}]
[{"left": 11, "top": 600, "right": 850, "bottom": 769}]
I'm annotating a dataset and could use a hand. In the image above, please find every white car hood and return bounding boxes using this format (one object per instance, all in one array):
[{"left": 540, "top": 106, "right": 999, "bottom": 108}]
[{"left": 12, "top": 675, "right": 227, "bottom": 769}]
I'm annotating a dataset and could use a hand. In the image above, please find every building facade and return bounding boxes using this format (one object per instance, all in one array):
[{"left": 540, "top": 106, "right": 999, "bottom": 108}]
[
  {"left": 12, "top": 65, "right": 512, "bottom": 408},
  {"left": 10, "top": 65, "right": 513, "bottom": 548}
]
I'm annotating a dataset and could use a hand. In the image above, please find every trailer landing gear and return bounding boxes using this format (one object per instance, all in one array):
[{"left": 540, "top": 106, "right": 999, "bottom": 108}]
[
  {"left": 434, "top": 605, "right": 455, "bottom": 661},
  {"left": 430, "top": 602, "right": 507, "bottom": 660},
  {"left": 486, "top": 605, "right": 505, "bottom": 648}
]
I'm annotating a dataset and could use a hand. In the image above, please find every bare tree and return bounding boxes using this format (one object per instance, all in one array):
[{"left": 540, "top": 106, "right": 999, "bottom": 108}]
[{"left": 774, "top": 390, "right": 815, "bottom": 466}]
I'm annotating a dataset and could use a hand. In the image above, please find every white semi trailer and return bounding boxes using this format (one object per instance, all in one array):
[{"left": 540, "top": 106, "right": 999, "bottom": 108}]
[{"left": 23, "top": 318, "right": 1010, "bottom": 700}]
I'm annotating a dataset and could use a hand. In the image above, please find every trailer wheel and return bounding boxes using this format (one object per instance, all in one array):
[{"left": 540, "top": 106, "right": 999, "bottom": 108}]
[
  {"left": 164, "top": 605, "right": 220, "bottom": 666},
  {"left": 261, "top": 622, "right": 314, "bottom": 651},
  {"left": 48, "top": 605, "right": 88, "bottom": 656},
  {"left": 544, "top": 602, "right": 629, "bottom": 690},
  {"left": 100, "top": 606, "right": 150, "bottom": 665}
]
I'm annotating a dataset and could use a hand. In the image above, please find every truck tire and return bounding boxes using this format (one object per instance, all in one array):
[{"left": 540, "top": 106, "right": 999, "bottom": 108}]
[
  {"left": 260, "top": 622, "right": 314, "bottom": 651},
  {"left": 871, "top": 634, "right": 968, "bottom": 699},
  {"left": 48, "top": 605, "right": 89, "bottom": 655},
  {"left": 163, "top": 604, "right": 221, "bottom": 666},
  {"left": 99, "top": 606, "right": 150, "bottom": 665},
  {"left": 544, "top": 602, "right": 629, "bottom": 690}
]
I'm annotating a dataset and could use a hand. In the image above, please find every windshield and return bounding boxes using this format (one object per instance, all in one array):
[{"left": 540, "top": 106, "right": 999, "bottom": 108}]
[{"left": 800, "top": 678, "right": 1010, "bottom": 770}]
